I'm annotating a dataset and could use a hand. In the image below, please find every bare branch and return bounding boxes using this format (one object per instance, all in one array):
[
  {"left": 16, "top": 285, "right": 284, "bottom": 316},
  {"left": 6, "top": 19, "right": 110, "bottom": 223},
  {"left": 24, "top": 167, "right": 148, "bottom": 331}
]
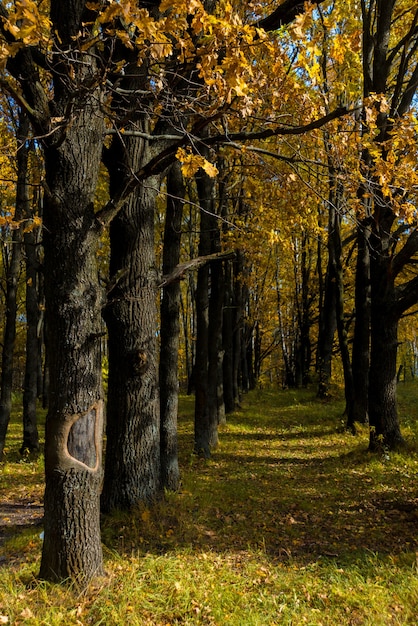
[{"left": 158, "top": 251, "right": 236, "bottom": 288}]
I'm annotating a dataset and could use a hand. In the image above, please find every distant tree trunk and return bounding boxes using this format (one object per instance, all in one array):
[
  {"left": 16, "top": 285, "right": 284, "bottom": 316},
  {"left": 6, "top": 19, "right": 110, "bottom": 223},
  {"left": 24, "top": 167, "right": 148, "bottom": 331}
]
[
  {"left": 222, "top": 259, "right": 236, "bottom": 412},
  {"left": 294, "top": 232, "right": 312, "bottom": 388},
  {"left": 317, "top": 190, "right": 338, "bottom": 398},
  {"left": 194, "top": 167, "right": 217, "bottom": 456},
  {"left": 0, "top": 227, "right": 23, "bottom": 458},
  {"left": 233, "top": 250, "right": 245, "bottom": 401},
  {"left": 208, "top": 257, "right": 225, "bottom": 429},
  {"left": 276, "top": 261, "right": 296, "bottom": 388},
  {"left": 317, "top": 268, "right": 337, "bottom": 396},
  {"left": 181, "top": 284, "right": 194, "bottom": 392},
  {"left": 0, "top": 112, "right": 26, "bottom": 457},
  {"left": 349, "top": 222, "right": 371, "bottom": 428},
  {"left": 332, "top": 204, "right": 355, "bottom": 429},
  {"left": 194, "top": 263, "right": 211, "bottom": 455},
  {"left": 21, "top": 221, "right": 41, "bottom": 453},
  {"left": 252, "top": 319, "right": 260, "bottom": 386},
  {"left": 159, "top": 162, "right": 184, "bottom": 491}
]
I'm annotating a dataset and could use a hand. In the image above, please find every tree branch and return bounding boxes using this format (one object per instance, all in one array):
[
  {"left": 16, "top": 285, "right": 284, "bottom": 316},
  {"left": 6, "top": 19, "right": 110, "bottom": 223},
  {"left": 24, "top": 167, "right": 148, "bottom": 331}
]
[
  {"left": 392, "top": 227, "right": 418, "bottom": 278},
  {"left": 255, "top": 0, "right": 326, "bottom": 31},
  {"left": 95, "top": 104, "right": 356, "bottom": 229},
  {"left": 394, "top": 274, "right": 418, "bottom": 316},
  {"left": 158, "top": 251, "right": 236, "bottom": 288}
]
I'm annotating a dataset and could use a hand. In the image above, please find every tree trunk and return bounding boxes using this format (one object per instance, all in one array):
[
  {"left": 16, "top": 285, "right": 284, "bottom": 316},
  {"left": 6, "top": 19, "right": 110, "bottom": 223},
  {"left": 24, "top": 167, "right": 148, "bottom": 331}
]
[
  {"left": 102, "top": 170, "right": 161, "bottom": 510},
  {"left": 0, "top": 228, "right": 23, "bottom": 458},
  {"left": 368, "top": 221, "right": 405, "bottom": 451},
  {"left": 333, "top": 211, "right": 355, "bottom": 430},
  {"left": 368, "top": 306, "right": 404, "bottom": 451},
  {"left": 233, "top": 251, "right": 245, "bottom": 401},
  {"left": 39, "top": 107, "right": 105, "bottom": 582},
  {"left": 350, "top": 223, "right": 371, "bottom": 427},
  {"left": 21, "top": 222, "right": 41, "bottom": 453},
  {"left": 0, "top": 112, "right": 27, "bottom": 457},
  {"left": 208, "top": 257, "right": 225, "bottom": 432},
  {"left": 294, "top": 233, "right": 312, "bottom": 388},
  {"left": 222, "top": 259, "right": 236, "bottom": 412},
  {"left": 317, "top": 262, "right": 337, "bottom": 397},
  {"left": 159, "top": 162, "right": 184, "bottom": 491},
  {"left": 194, "top": 168, "right": 215, "bottom": 456},
  {"left": 317, "top": 177, "right": 338, "bottom": 398}
]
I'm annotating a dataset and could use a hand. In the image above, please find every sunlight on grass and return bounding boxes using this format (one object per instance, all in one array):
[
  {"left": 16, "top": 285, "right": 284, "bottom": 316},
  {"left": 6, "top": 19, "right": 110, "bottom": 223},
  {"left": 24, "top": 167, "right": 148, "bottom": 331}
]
[{"left": 1, "top": 386, "right": 418, "bottom": 624}]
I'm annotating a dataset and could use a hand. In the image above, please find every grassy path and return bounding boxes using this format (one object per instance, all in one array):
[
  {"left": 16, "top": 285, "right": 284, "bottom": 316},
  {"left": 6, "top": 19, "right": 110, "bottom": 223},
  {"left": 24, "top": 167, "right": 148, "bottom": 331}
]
[{"left": 1, "top": 387, "right": 418, "bottom": 624}]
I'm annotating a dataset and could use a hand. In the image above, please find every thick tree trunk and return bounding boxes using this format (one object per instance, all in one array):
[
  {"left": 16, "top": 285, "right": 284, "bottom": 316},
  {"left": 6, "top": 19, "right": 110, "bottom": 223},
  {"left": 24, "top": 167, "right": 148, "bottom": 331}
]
[
  {"left": 102, "top": 163, "right": 161, "bottom": 511},
  {"left": 101, "top": 43, "right": 166, "bottom": 509},
  {"left": 39, "top": 108, "right": 105, "bottom": 582},
  {"left": 368, "top": 233, "right": 405, "bottom": 451},
  {"left": 159, "top": 162, "right": 184, "bottom": 491},
  {"left": 368, "top": 307, "right": 404, "bottom": 451}
]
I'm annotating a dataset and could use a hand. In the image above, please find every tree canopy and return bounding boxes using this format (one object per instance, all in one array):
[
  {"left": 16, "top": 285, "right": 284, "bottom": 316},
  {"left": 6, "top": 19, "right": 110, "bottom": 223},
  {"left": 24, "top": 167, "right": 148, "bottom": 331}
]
[{"left": 0, "top": 0, "right": 417, "bottom": 584}]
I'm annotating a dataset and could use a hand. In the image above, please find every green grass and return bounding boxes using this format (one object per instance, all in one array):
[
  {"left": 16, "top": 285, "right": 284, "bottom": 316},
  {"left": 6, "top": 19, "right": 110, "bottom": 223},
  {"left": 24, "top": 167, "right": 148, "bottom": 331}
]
[{"left": 1, "top": 386, "right": 418, "bottom": 624}]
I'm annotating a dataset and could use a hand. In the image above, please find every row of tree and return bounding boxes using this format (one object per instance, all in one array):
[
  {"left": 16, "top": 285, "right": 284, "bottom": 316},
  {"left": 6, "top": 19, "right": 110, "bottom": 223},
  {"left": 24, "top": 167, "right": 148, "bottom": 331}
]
[{"left": 0, "top": 0, "right": 417, "bottom": 585}]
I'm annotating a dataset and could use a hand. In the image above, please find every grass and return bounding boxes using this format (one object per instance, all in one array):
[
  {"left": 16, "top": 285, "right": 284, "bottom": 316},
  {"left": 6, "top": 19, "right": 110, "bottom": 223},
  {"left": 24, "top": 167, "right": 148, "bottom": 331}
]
[{"left": 1, "top": 385, "right": 418, "bottom": 624}]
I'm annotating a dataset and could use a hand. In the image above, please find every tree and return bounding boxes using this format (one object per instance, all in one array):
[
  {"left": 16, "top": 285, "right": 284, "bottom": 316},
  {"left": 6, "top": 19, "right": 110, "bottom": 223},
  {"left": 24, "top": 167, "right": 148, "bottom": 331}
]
[
  {"left": 0, "top": 110, "right": 25, "bottom": 457},
  {"left": 0, "top": 0, "right": 121, "bottom": 582},
  {"left": 0, "top": 0, "right": 365, "bottom": 581},
  {"left": 359, "top": 0, "right": 418, "bottom": 450},
  {"left": 159, "top": 162, "right": 185, "bottom": 491}
]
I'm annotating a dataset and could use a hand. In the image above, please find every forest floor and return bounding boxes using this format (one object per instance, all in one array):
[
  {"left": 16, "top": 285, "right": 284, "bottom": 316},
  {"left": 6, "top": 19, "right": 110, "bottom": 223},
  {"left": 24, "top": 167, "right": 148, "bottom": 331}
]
[{"left": 1, "top": 385, "right": 418, "bottom": 624}]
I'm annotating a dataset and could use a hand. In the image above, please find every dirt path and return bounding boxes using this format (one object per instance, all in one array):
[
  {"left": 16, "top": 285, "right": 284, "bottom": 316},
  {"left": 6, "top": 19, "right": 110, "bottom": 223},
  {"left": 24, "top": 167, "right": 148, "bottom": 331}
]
[{"left": 0, "top": 499, "right": 43, "bottom": 554}]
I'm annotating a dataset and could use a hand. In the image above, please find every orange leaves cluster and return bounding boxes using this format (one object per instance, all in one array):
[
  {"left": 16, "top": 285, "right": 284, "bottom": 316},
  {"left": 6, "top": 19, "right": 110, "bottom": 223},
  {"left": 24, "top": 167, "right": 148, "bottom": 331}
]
[
  {"left": 88, "top": 0, "right": 173, "bottom": 58},
  {"left": 0, "top": 0, "right": 51, "bottom": 65},
  {"left": 176, "top": 147, "right": 218, "bottom": 178}
]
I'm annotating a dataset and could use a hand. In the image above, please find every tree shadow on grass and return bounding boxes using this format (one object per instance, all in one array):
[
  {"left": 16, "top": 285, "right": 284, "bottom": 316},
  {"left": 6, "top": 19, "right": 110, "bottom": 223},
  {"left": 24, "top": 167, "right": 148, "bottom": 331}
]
[
  {"left": 102, "top": 417, "right": 418, "bottom": 568},
  {"left": 0, "top": 501, "right": 43, "bottom": 560}
]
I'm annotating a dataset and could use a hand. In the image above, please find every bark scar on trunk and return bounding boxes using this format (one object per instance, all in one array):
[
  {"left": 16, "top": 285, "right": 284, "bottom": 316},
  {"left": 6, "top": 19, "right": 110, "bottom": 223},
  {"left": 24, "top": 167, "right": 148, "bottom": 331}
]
[{"left": 62, "top": 401, "right": 103, "bottom": 471}]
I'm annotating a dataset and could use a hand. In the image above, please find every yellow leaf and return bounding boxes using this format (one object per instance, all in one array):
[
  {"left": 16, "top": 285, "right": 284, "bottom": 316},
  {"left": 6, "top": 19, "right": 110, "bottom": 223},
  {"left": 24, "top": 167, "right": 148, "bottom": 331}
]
[{"left": 201, "top": 159, "right": 218, "bottom": 178}]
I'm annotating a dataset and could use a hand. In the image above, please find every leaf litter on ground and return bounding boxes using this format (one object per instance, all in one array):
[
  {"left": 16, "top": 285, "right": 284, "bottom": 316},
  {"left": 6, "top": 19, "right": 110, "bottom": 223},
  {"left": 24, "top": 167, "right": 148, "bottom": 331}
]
[{"left": 1, "top": 386, "right": 418, "bottom": 624}]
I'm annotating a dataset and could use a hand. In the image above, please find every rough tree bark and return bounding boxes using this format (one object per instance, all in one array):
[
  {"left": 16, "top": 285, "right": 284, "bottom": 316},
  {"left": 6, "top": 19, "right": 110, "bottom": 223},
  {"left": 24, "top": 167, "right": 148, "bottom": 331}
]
[
  {"left": 39, "top": 104, "right": 105, "bottom": 582},
  {"left": 0, "top": 0, "right": 109, "bottom": 583},
  {"left": 102, "top": 126, "right": 162, "bottom": 511},
  {"left": 159, "top": 161, "right": 185, "bottom": 491}
]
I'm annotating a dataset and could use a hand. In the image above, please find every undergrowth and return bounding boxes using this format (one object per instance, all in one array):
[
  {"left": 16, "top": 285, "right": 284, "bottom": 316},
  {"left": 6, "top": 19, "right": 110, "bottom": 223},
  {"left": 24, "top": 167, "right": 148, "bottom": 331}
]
[{"left": 1, "top": 385, "right": 418, "bottom": 624}]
